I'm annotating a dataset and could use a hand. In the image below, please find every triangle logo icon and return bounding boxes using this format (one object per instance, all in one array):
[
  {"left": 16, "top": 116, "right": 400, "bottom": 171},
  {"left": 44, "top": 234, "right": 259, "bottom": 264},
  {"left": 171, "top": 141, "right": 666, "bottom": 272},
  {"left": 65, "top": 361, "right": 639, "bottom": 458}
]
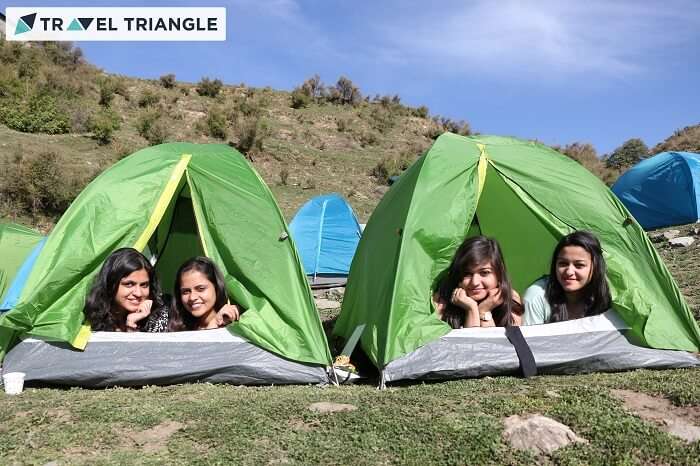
[
  {"left": 21, "top": 13, "right": 37, "bottom": 29},
  {"left": 15, "top": 19, "right": 31, "bottom": 35},
  {"left": 67, "top": 18, "right": 83, "bottom": 31},
  {"left": 78, "top": 18, "right": 94, "bottom": 30}
]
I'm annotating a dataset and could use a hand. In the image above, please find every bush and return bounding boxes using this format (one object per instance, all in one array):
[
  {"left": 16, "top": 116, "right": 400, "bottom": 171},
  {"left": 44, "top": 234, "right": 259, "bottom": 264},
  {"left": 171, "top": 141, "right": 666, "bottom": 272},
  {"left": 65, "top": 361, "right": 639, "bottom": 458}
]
[
  {"left": 0, "top": 151, "right": 80, "bottom": 216},
  {"left": 370, "top": 152, "right": 416, "bottom": 184},
  {"left": 278, "top": 168, "right": 289, "bottom": 186},
  {"left": 235, "top": 116, "right": 269, "bottom": 155},
  {"left": 412, "top": 105, "right": 429, "bottom": 119},
  {"left": 333, "top": 76, "right": 362, "bottom": 105},
  {"left": 196, "top": 77, "right": 223, "bottom": 97},
  {"left": 290, "top": 87, "right": 311, "bottom": 109},
  {"left": 138, "top": 89, "right": 161, "bottom": 108},
  {"left": 0, "top": 93, "right": 70, "bottom": 134},
  {"left": 205, "top": 107, "right": 227, "bottom": 139},
  {"left": 135, "top": 110, "right": 168, "bottom": 145},
  {"left": 98, "top": 79, "right": 117, "bottom": 107},
  {"left": 89, "top": 108, "right": 121, "bottom": 145},
  {"left": 605, "top": 138, "right": 649, "bottom": 169},
  {"left": 159, "top": 73, "right": 176, "bottom": 89}
]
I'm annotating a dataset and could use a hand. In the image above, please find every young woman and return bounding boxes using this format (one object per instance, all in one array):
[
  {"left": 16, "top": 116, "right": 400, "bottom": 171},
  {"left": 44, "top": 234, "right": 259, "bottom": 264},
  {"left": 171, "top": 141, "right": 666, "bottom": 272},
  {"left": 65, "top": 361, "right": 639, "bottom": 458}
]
[
  {"left": 169, "top": 256, "right": 242, "bottom": 331},
  {"left": 84, "top": 248, "right": 169, "bottom": 332},
  {"left": 523, "top": 230, "right": 612, "bottom": 325},
  {"left": 434, "top": 236, "right": 522, "bottom": 328}
]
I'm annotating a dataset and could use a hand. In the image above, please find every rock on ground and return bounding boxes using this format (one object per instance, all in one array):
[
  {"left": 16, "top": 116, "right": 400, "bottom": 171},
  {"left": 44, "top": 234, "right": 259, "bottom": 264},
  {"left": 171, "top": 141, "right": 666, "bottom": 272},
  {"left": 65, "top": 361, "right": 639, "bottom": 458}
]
[
  {"left": 502, "top": 414, "right": 587, "bottom": 454},
  {"left": 669, "top": 236, "right": 695, "bottom": 247},
  {"left": 663, "top": 229, "right": 681, "bottom": 240},
  {"left": 314, "top": 298, "right": 341, "bottom": 310},
  {"left": 308, "top": 402, "right": 357, "bottom": 414}
]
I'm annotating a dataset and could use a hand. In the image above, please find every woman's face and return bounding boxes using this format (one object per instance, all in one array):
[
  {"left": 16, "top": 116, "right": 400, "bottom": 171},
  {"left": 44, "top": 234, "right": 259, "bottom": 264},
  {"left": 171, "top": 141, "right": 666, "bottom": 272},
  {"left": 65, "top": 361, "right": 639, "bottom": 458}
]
[
  {"left": 113, "top": 268, "right": 150, "bottom": 313},
  {"left": 459, "top": 261, "right": 498, "bottom": 301},
  {"left": 555, "top": 245, "right": 593, "bottom": 293},
  {"left": 179, "top": 270, "right": 217, "bottom": 318}
]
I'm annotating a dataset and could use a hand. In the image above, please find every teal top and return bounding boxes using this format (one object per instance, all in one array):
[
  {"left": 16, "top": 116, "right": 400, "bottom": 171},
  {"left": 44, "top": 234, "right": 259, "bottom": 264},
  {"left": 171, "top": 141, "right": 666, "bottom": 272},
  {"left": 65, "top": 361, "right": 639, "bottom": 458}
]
[{"left": 522, "top": 277, "right": 552, "bottom": 325}]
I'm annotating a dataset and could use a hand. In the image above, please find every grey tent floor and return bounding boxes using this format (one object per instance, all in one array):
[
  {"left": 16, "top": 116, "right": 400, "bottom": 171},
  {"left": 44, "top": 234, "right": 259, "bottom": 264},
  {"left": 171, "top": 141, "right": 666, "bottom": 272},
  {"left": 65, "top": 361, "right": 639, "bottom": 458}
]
[
  {"left": 3, "top": 328, "right": 329, "bottom": 387},
  {"left": 382, "top": 311, "right": 700, "bottom": 383}
]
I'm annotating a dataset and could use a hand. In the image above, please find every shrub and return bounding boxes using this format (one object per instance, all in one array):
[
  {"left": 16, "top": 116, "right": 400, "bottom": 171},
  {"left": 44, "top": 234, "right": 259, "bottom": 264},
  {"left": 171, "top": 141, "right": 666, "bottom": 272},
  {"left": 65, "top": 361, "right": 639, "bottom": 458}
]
[
  {"left": 605, "top": 138, "right": 649, "bottom": 169},
  {"left": 135, "top": 110, "right": 168, "bottom": 145},
  {"left": 334, "top": 76, "right": 362, "bottom": 105},
  {"left": 0, "top": 151, "right": 80, "bottom": 216},
  {"left": 336, "top": 117, "right": 351, "bottom": 132},
  {"left": 89, "top": 108, "right": 121, "bottom": 145},
  {"left": 357, "top": 130, "right": 380, "bottom": 147},
  {"left": 159, "top": 73, "right": 176, "bottom": 89},
  {"left": 98, "top": 79, "right": 117, "bottom": 107},
  {"left": 290, "top": 87, "right": 311, "bottom": 109},
  {"left": 205, "top": 107, "right": 227, "bottom": 139},
  {"left": 235, "top": 116, "right": 269, "bottom": 155},
  {"left": 412, "top": 105, "right": 429, "bottom": 119},
  {"left": 138, "top": 89, "right": 161, "bottom": 108},
  {"left": 278, "top": 168, "right": 289, "bottom": 186},
  {"left": 0, "top": 93, "right": 70, "bottom": 134},
  {"left": 370, "top": 152, "right": 416, "bottom": 184},
  {"left": 197, "top": 77, "right": 223, "bottom": 97}
]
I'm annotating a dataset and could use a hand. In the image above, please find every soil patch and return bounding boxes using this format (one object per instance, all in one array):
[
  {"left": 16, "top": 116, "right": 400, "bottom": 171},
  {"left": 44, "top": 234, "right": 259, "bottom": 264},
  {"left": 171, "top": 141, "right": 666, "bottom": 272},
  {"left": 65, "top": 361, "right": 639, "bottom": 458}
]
[
  {"left": 124, "top": 420, "right": 185, "bottom": 452},
  {"left": 611, "top": 389, "right": 700, "bottom": 442}
]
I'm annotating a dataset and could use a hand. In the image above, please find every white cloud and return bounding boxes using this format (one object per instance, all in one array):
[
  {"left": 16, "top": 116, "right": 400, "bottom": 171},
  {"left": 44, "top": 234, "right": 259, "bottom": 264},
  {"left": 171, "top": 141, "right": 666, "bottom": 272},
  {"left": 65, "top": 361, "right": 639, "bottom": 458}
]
[{"left": 370, "top": 0, "right": 700, "bottom": 79}]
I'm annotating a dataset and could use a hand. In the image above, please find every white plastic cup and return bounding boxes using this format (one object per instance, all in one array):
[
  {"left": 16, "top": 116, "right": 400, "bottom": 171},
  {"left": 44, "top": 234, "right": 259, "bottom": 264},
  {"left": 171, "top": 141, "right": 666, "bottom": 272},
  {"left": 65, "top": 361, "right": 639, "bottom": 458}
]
[{"left": 3, "top": 372, "right": 26, "bottom": 395}]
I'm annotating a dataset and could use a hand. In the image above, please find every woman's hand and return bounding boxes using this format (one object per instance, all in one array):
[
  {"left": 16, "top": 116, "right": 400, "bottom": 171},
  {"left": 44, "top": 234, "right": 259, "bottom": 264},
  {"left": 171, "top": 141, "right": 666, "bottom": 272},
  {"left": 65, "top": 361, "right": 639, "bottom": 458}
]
[
  {"left": 215, "top": 303, "right": 241, "bottom": 327},
  {"left": 125, "top": 299, "right": 153, "bottom": 331},
  {"left": 451, "top": 288, "right": 478, "bottom": 312},
  {"left": 478, "top": 288, "right": 503, "bottom": 314}
]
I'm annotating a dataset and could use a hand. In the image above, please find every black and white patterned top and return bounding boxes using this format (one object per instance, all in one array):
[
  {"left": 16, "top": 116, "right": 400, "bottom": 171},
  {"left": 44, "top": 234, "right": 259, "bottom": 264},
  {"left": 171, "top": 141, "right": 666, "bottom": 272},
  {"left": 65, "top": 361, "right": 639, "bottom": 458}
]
[{"left": 142, "top": 305, "right": 170, "bottom": 333}]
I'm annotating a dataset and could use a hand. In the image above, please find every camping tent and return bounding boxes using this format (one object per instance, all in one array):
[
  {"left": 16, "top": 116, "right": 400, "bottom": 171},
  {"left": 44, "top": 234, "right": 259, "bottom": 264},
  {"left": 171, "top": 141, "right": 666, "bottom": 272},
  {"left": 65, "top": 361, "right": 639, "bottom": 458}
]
[
  {"left": 333, "top": 133, "right": 700, "bottom": 383},
  {"left": 612, "top": 151, "right": 700, "bottom": 229},
  {"left": 0, "top": 222, "right": 44, "bottom": 304},
  {"left": 0, "top": 143, "right": 332, "bottom": 386},
  {"left": 289, "top": 193, "right": 362, "bottom": 287}
]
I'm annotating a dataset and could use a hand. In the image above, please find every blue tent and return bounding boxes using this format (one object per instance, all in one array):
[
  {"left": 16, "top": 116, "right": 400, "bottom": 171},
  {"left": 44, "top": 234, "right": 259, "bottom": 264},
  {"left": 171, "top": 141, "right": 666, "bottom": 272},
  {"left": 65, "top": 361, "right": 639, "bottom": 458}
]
[
  {"left": 612, "top": 151, "right": 700, "bottom": 230},
  {"left": 289, "top": 194, "right": 362, "bottom": 284},
  {"left": 1, "top": 237, "right": 47, "bottom": 311}
]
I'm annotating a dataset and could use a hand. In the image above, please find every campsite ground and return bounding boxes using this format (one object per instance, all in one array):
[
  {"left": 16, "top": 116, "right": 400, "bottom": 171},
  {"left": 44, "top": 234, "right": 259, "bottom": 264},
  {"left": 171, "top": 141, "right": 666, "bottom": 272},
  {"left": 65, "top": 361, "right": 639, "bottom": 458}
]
[{"left": 1, "top": 223, "right": 699, "bottom": 465}]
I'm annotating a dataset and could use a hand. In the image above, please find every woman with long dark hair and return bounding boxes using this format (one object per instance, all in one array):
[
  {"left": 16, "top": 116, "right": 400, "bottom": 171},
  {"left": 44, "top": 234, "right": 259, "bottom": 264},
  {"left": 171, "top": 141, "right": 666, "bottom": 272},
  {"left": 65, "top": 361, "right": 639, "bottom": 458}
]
[
  {"left": 523, "top": 230, "right": 612, "bottom": 325},
  {"left": 434, "top": 236, "right": 522, "bottom": 328},
  {"left": 169, "top": 256, "right": 242, "bottom": 331},
  {"left": 84, "top": 248, "right": 169, "bottom": 332}
]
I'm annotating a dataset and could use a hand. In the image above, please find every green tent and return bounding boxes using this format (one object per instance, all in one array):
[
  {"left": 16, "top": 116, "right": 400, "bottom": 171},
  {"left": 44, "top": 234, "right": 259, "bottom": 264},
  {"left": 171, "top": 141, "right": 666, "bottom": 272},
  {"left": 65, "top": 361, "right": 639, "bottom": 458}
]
[
  {"left": 334, "top": 133, "right": 700, "bottom": 371},
  {"left": 0, "top": 222, "right": 44, "bottom": 303},
  {"left": 0, "top": 143, "right": 332, "bottom": 369}
]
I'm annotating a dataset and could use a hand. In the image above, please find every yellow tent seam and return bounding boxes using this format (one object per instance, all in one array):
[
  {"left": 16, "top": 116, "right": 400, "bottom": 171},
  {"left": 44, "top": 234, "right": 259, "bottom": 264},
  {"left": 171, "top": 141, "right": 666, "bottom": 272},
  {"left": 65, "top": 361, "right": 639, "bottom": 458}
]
[
  {"left": 186, "top": 170, "right": 211, "bottom": 257},
  {"left": 71, "top": 324, "right": 91, "bottom": 350},
  {"left": 476, "top": 143, "right": 488, "bottom": 201},
  {"left": 133, "top": 154, "right": 192, "bottom": 251}
]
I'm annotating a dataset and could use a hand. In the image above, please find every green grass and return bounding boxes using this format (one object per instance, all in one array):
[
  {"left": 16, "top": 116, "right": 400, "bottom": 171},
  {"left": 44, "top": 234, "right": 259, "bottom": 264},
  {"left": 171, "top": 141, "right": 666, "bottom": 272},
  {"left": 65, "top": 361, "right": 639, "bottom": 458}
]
[{"left": 1, "top": 370, "right": 699, "bottom": 465}]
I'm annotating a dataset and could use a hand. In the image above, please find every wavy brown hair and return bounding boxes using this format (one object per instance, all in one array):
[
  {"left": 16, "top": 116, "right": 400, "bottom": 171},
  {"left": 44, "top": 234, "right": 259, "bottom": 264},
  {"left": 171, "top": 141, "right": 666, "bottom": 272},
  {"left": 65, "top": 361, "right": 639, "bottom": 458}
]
[
  {"left": 84, "top": 248, "right": 165, "bottom": 331},
  {"left": 437, "top": 236, "right": 521, "bottom": 328}
]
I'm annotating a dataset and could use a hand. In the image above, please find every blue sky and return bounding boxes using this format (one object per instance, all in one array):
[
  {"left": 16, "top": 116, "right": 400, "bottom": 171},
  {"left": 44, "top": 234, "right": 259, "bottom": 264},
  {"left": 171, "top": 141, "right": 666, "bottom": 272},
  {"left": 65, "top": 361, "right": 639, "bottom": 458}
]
[{"left": 6, "top": 0, "right": 700, "bottom": 154}]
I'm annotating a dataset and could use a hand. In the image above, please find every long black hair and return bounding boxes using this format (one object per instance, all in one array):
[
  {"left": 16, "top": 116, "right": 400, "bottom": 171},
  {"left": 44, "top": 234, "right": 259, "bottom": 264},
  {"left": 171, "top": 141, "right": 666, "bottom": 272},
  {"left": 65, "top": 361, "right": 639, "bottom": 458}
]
[
  {"left": 169, "top": 256, "right": 229, "bottom": 331},
  {"left": 84, "top": 248, "right": 164, "bottom": 331},
  {"left": 437, "top": 236, "right": 520, "bottom": 328},
  {"left": 545, "top": 231, "right": 611, "bottom": 322}
]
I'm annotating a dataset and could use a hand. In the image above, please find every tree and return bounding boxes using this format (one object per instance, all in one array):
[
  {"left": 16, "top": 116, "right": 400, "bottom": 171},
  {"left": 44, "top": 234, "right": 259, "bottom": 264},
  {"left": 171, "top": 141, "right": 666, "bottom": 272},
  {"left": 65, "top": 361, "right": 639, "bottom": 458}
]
[
  {"left": 605, "top": 138, "right": 649, "bottom": 169},
  {"left": 334, "top": 76, "right": 362, "bottom": 105}
]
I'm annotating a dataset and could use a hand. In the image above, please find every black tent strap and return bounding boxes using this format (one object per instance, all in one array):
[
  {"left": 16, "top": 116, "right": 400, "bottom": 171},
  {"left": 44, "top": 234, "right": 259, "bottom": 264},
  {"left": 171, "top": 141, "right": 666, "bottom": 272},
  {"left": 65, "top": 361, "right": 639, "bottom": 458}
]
[{"left": 505, "top": 326, "right": 537, "bottom": 378}]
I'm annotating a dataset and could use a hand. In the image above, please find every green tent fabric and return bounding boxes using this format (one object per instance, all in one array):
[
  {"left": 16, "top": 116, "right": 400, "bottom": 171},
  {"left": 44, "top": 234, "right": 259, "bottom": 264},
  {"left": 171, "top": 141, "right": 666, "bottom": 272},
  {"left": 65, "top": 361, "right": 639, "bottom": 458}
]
[
  {"left": 0, "top": 222, "right": 43, "bottom": 303},
  {"left": 333, "top": 133, "right": 700, "bottom": 369},
  {"left": 0, "top": 143, "right": 332, "bottom": 367}
]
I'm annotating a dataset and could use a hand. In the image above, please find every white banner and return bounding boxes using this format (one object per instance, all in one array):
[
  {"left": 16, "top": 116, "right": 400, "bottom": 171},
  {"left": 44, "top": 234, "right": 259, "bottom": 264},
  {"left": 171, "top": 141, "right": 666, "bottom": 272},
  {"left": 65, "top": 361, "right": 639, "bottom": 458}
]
[{"left": 5, "top": 7, "right": 226, "bottom": 41}]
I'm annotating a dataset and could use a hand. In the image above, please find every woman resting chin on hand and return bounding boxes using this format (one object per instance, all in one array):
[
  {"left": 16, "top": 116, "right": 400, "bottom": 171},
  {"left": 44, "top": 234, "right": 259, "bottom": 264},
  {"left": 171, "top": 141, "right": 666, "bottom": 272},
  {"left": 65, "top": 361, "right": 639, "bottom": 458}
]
[{"left": 434, "top": 236, "right": 522, "bottom": 328}]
